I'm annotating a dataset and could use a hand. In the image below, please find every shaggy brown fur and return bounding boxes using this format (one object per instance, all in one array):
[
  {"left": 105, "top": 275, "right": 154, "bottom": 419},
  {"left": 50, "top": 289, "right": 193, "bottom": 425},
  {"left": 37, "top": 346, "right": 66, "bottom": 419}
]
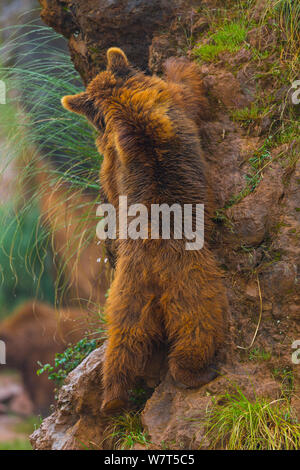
[
  {"left": 0, "top": 300, "right": 98, "bottom": 415},
  {"left": 62, "top": 48, "right": 228, "bottom": 414}
]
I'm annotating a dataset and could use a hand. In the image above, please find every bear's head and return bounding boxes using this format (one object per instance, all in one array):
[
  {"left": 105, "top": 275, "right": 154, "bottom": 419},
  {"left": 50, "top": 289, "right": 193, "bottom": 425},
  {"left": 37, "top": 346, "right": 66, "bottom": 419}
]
[
  {"left": 62, "top": 47, "right": 210, "bottom": 146},
  {"left": 61, "top": 47, "right": 176, "bottom": 160},
  {"left": 61, "top": 48, "right": 210, "bottom": 207},
  {"left": 61, "top": 48, "right": 139, "bottom": 133}
]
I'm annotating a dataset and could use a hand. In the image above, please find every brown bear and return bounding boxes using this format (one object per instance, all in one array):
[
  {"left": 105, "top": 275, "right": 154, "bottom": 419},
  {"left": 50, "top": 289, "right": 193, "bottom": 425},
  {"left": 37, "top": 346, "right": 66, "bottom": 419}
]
[
  {"left": 0, "top": 300, "right": 100, "bottom": 415},
  {"left": 62, "top": 48, "right": 228, "bottom": 414}
]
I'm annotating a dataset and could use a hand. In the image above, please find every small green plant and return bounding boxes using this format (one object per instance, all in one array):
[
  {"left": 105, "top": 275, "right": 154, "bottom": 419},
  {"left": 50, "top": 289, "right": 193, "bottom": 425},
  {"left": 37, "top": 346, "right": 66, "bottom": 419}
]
[
  {"left": 213, "top": 208, "right": 235, "bottom": 232},
  {"left": 203, "top": 387, "right": 300, "bottom": 450},
  {"left": 37, "top": 337, "right": 98, "bottom": 387},
  {"left": 193, "top": 21, "right": 248, "bottom": 62},
  {"left": 129, "top": 385, "right": 154, "bottom": 409},
  {"left": 272, "top": 367, "right": 294, "bottom": 398},
  {"left": 225, "top": 136, "right": 273, "bottom": 207},
  {"left": 103, "top": 412, "right": 151, "bottom": 450},
  {"left": 249, "top": 347, "right": 272, "bottom": 362}
]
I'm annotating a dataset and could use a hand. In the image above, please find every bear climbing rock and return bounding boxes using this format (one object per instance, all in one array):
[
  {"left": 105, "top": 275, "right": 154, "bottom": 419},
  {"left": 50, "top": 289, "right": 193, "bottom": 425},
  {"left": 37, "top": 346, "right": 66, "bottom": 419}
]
[{"left": 62, "top": 48, "right": 228, "bottom": 414}]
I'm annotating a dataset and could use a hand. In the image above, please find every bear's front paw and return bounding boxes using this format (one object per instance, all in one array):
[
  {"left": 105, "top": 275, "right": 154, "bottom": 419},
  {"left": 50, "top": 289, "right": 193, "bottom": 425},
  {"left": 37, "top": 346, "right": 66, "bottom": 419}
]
[{"left": 170, "top": 363, "right": 219, "bottom": 389}]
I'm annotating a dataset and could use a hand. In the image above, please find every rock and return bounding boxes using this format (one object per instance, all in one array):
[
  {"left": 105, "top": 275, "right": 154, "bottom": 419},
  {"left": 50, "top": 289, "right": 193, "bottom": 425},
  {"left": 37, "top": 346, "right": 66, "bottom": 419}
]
[
  {"left": 141, "top": 373, "right": 212, "bottom": 450},
  {"left": 245, "top": 281, "right": 259, "bottom": 299},
  {"left": 261, "top": 261, "right": 297, "bottom": 299},
  {"left": 39, "top": 0, "right": 195, "bottom": 83},
  {"left": 30, "top": 343, "right": 167, "bottom": 449},
  {"left": 142, "top": 365, "right": 282, "bottom": 449},
  {"left": 227, "top": 164, "right": 284, "bottom": 247},
  {"left": 31, "top": 344, "right": 282, "bottom": 451},
  {"left": 30, "top": 346, "right": 107, "bottom": 450}
]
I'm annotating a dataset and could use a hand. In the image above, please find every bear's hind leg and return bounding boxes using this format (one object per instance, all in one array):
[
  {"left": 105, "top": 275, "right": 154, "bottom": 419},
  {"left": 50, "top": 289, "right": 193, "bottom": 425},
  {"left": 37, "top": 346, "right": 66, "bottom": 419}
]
[
  {"left": 162, "top": 277, "right": 225, "bottom": 389},
  {"left": 101, "top": 262, "right": 162, "bottom": 415},
  {"left": 101, "top": 322, "right": 156, "bottom": 414},
  {"left": 168, "top": 326, "right": 220, "bottom": 388}
]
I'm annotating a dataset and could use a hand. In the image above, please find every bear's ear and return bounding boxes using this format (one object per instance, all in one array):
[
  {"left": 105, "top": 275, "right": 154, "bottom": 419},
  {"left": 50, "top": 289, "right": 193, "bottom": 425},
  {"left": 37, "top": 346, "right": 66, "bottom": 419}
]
[
  {"left": 107, "top": 47, "right": 130, "bottom": 76},
  {"left": 61, "top": 92, "right": 96, "bottom": 120}
]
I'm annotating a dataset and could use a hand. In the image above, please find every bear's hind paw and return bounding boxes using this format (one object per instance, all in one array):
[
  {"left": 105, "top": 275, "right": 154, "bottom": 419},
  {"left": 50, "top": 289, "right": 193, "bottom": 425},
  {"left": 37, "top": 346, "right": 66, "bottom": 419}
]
[
  {"left": 170, "top": 363, "right": 219, "bottom": 389},
  {"left": 101, "top": 395, "right": 128, "bottom": 416}
]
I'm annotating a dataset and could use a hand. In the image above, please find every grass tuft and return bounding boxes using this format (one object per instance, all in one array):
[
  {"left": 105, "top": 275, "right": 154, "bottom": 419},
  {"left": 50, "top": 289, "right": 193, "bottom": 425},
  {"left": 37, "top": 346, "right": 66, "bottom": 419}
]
[
  {"left": 0, "top": 24, "right": 103, "bottom": 310},
  {"left": 103, "top": 412, "right": 151, "bottom": 450},
  {"left": 193, "top": 21, "right": 248, "bottom": 62},
  {"left": 273, "top": 0, "right": 300, "bottom": 52},
  {"left": 249, "top": 347, "right": 272, "bottom": 362},
  {"left": 225, "top": 136, "right": 273, "bottom": 208},
  {"left": 0, "top": 204, "right": 55, "bottom": 318},
  {"left": 203, "top": 387, "right": 300, "bottom": 450}
]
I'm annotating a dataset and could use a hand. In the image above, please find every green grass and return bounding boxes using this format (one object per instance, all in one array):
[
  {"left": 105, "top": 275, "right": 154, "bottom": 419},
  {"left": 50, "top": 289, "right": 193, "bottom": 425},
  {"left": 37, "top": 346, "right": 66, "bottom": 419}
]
[
  {"left": 0, "top": 24, "right": 103, "bottom": 310},
  {"left": 272, "top": 368, "right": 294, "bottom": 398},
  {"left": 0, "top": 204, "right": 55, "bottom": 319},
  {"left": 249, "top": 348, "right": 272, "bottom": 362},
  {"left": 0, "top": 25, "right": 101, "bottom": 189},
  {"left": 274, "top": 120, "right": 300, "bottom": 145},
  {"left": 225, "top": 136, "right": 273, "bottom": 208},
  {"left": 103, "top": 412, "right": 151, "bottom": 450},
  {"left": 13, "top": 415, "right": 41, "bottom": 435},
  {"left": 231, "top": 103, "right": 271, "bottom": 126},
  {"left": 0, "top": 439, "right": 32, "bottom": 450},
  {"left": 203, "top": 388, "right": 300, "bottom": 450},
  {"left": 193, "top": 21, "right": 248, "bottom": 62},
  {"left": 263, "top": 0, "right": 300, "bottom": 55}
]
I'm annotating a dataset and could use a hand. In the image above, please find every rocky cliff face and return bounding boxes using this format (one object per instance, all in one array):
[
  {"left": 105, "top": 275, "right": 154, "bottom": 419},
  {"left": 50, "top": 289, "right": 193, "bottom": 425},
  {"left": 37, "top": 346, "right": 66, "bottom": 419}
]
[
  {"left": 31, "top": 0, "right": 299, "bottom": 450},
  {"left": 39, "top": 0, "right": 195, "bottom": 84}
]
